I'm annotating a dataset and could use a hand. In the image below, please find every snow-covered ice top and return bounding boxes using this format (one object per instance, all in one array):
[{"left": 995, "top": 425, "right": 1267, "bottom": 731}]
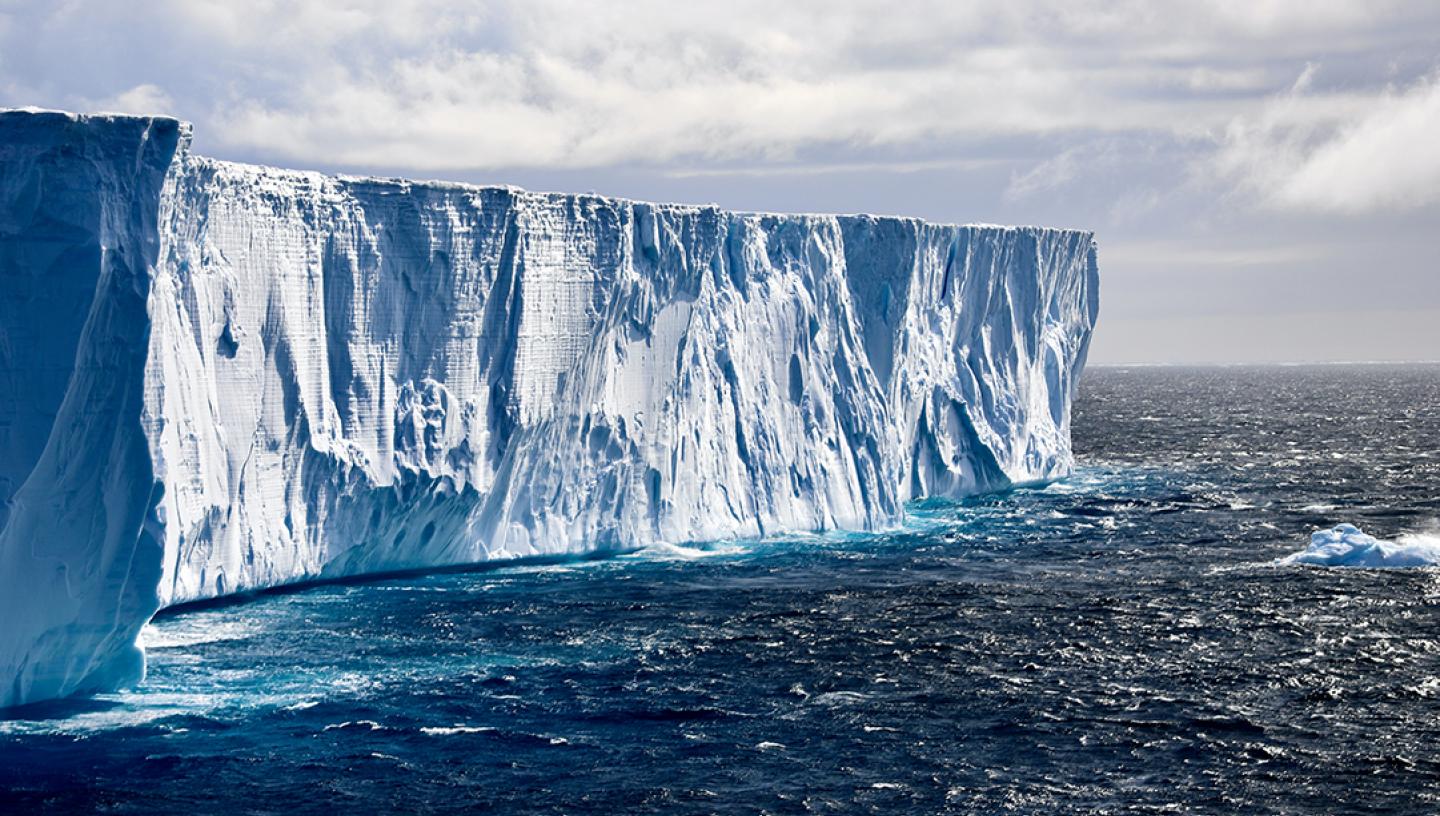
[
  {"left": 1277, "top": 524, "right": 1440, "bottom": 568},
  {"left": 0, "top": 109, "right": 1099, "bottom": 708}
]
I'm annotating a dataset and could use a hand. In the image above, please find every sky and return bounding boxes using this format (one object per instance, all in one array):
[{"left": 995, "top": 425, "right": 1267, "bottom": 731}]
[{"left": 2, "top": 0, "right": 1437, "bottom": 364}]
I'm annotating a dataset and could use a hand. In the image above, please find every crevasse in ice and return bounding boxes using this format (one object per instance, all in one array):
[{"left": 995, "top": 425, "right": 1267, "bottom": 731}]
[{"left": 0, "top": 110, "right": 1099, "bottom": 707}]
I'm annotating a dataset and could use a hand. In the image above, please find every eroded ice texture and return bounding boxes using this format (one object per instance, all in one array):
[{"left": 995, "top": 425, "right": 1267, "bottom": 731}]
[{"left": 0, "top": 110, "right": 1099, "bottom": 707}]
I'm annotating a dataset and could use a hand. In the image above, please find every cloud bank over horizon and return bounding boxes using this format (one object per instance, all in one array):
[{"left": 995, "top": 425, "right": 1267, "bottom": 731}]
[{"left": 2, "top": 0, "right": 1437, "bottom": 362}]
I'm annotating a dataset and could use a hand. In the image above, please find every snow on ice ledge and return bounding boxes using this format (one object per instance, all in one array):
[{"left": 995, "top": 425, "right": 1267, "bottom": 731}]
[{"left": 0, "top": 109, "right": 1100, "bottom": 707}]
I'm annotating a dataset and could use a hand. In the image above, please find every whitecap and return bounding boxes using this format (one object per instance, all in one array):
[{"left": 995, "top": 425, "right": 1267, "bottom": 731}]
[
  {"left": 420, "top": 724, "right": 495, "bottom": 736},
  {"left": 1276, "top": 524, "right": 1440, "bottom": 568},
  {"left": 323, "top": 719, "right": 384, "bottom": 732},
  {"left": 808, "top": 690, "right": 870, "bottom": 706},
  {"left": 628, "top": 540, "right": 750, "bottom": 561}
]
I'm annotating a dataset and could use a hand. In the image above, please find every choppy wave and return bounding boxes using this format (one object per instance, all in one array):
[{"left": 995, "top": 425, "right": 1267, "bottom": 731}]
[
  {"left": 5, "top": 365, "right": 1440, "bottom": 814},
  {"left": 626, "top": 540, "right": 753, "bottom": 562},
  {"left": 140, "top": 618, "right": 259, "bottom": 649}
]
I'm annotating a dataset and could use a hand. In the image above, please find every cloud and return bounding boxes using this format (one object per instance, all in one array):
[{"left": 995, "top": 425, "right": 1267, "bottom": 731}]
[
  {"left": 196, "top": 3, "right": 1126, "bottom": 170},
  {"left": 1214, "top": 69, "right": 1440, "bottom": 213},
  {"left": 1271, "top": 75, "right": 1440, "bottom": 212},
  {"left": 663, "top": 156, "right": 1000, "bottom": 180},
  {"left": 5, "top": 0, "right": 1440, "bottom": 185},
  {"left": 98, "top": 83, "right": 174, "bottom": 116},
  {"left": 1005, "top": 147, "right": 1087, "bottom": 201},
  {"left": 0, "top": 0, "right": 1404, "bottom": 173},
  {"left": 165, "top": 0, "right": 489, "bottom": 52},
  {"left": 1101, "top": 240, "right": 1319, "bottom": 269}
]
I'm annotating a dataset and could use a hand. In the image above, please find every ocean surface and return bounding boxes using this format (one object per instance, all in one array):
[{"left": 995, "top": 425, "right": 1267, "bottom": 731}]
[{"left": 3, "top": 365, "right": 1439, "bottom": 814}]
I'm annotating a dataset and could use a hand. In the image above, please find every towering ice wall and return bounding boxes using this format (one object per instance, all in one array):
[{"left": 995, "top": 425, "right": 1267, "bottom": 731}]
[{"left": 0, "top": 110, "right": 1099, "bottom": 708}]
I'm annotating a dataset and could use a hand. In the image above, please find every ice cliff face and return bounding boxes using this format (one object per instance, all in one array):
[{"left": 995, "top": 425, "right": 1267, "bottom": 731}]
[{"left": 0, "top": 110, "right": 1099, "bottom": 708}]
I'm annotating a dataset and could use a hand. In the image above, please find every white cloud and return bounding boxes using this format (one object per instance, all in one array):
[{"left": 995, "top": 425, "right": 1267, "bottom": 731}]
[
  {"left": 79, "top": 0, "right": 1420, "bottom": 173},
  {"left": 199, "top": 3, "right": 1104, "bottom": 170},
  {"left": 7, "top": 0, "right": 1440, "bottom": 193},
  {"left": 1273, "top": 76, "right": 1440, "bottom": 212},
  {"left": 1215, "top": 70, "right": 1440, "bottom": 213},
  {"left": 98, "top": 83, "right": 174, "bottom": 116}
]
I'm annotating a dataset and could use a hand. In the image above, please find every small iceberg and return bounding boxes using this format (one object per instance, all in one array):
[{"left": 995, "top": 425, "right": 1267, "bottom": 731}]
[{"left": 1277, "top": 523, "right": 1440, "bottom": 568}]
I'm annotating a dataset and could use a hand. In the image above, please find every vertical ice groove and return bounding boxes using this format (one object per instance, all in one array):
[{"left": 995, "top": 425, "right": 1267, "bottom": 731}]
[{"left": 0, "top": 110, "right": 1099, "bottom": 708}]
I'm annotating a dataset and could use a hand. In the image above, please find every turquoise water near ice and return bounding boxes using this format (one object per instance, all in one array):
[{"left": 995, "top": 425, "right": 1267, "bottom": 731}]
[{"left": 3, "top": 365, "right": 1439, "bottom": 814}]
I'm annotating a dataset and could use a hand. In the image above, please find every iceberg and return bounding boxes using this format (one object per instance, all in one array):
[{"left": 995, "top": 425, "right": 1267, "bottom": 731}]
[
  {"left": 1277, "top": 523, "right": 1440, "bottom": 568},
  {"left": 0, "top": 109, "right": 1099, "bottom": 708}
]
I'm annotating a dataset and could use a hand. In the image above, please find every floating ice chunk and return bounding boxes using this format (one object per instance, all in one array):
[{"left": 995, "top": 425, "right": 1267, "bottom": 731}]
[{"left": 1277, "top": 524, "right": 1440, "bottom": 568}]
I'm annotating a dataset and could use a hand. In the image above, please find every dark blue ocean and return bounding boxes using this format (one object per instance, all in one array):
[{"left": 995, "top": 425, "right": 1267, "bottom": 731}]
[{"left": 4, "top": 365, "right": 1439, "bottom": 814}]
